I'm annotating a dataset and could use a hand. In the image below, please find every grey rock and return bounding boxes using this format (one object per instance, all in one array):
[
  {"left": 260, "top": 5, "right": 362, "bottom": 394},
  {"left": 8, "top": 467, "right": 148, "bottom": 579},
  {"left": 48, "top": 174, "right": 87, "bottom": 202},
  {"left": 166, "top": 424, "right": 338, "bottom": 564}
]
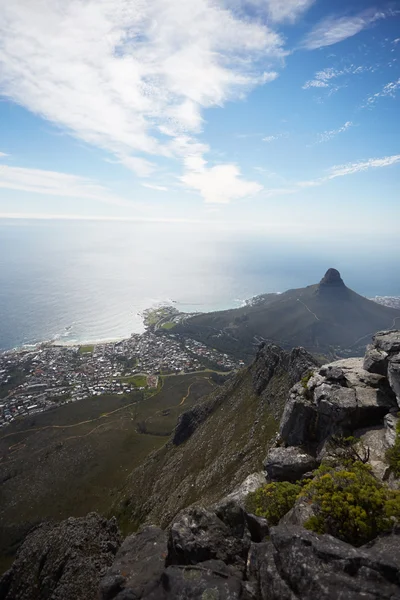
[
  {"left": 279, "top": 499, "right": 315, "bottom": 527},
  {"left": 244, "top": 513, "right": 269, "bottom": 543},
  {"left": 280, "top": 356, "right": 396, "bottom": 448},
  {"left": 263, "top": 447, "right": 318, "bottom": 482},
  {"left": 0, "top": 513, "right": 121, "bottom": 600},
  {"left": 147, "top": 563, "right": 243, "bottom": 599},
  {"left": 248, "top": 525, "right": 400, "bottom": 599},
  {"left": 252, "top": 344, "right": 318, "bottom": 397},
  {"left": 373, "top": 330, "right": 400, "bottom": 353},
  {"left": 385, "top": 411, "right": 400, "bottom": 447},
  {"left": 219, "top": 472, "right": 266, "bottom": 508},
  {"left": 364, "top": 344, "right": 389, "bottom": 375},
  {"left": 355, "top": 425, "right": 391, "bottom": 480},
  {"left": 167, "top": 506, "right": 250, "bottom": 575},
  {"left": 279, "top": 383, "right": 316, "bottom": 446},
  {"left": 388, "top": 353, "right": 400, "bottom": 406},
  {"left": 100, "top": 526, "right": 167, "bottom": 600}
]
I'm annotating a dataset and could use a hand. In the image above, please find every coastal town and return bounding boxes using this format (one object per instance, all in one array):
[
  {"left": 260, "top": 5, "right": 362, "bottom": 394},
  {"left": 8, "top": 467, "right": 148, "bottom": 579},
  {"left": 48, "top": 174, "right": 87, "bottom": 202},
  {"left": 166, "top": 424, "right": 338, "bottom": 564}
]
[{"left": 0, "top": 328, "right": 244, "bottom": 427}]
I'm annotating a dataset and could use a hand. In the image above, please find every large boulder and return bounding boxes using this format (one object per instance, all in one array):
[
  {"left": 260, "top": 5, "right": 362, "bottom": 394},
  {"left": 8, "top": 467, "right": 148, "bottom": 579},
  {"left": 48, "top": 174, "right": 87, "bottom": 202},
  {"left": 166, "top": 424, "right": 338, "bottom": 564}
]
[
  {"left": 280, "top": 357, "right": 397, "bottom": 447},
  {"left": 100, "top": 526, "right": 167, "bottom": 600},
  {"left": 0, "top": 513, "right": 121, "bottom": 600},
  {"left": 388, "top": 353, "right": 400, "bottom": 405},
  {"left": 167, "top": 506, "right": 250, "bottom": 575},
  {"left": 365, "top": 331, "right": 400, "bottom": 405},
  {"left": 248, "top": 525, "right": 400, "bottom": 600},
  {"left": 263, "top": 447, "right": 318, "bottom": 482}
]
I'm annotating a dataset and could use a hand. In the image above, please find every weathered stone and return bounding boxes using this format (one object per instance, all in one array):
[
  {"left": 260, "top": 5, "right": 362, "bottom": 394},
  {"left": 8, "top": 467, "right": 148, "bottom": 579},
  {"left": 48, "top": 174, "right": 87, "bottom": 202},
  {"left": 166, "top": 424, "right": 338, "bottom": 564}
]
[
  {"left": 364, "top": 344, "right": 389, "bottom": 375},
  {"left": 218, "top": 472, "right": 266, "bottom": 509},
  {"left": 167, "top": 507, "right": 250, "bottom": 574},
  {"left": 388, "top": 353, "right": 400, "bottom": 406},
  {"left": 279, "top": 499, "right": 315, "bottom": 527},
  {"left": 150, "top": 564, "right": 243, "bottom": 599},
  {"left": 263, "top": 447, "right": 318, "bottom": 482},
  {"left": 248, "top": 525, "right": 400, "bottom": 600},
  {"left": 244, "top": 513, "right": 269, "bottom": 543},
  {"left": 384, "top": 411, "right": 400, "bottom": 447},
  {"left": 0, "top": 513, "right": 121, "bottom": 600},
  {"left": 279, "top": 383, "right": 316, "bottom": 446},
  {"left": 281, "top": 355, "right": 397, "bottom": 448},
  {"left": 373, "top": 330, "right": 400, "bottom": 353},
  {"left": 100, "top": 526, "right": 167, "bottom": 600},
  {"left": 355, "top": 425, "right": 391, "bottom": 480}
]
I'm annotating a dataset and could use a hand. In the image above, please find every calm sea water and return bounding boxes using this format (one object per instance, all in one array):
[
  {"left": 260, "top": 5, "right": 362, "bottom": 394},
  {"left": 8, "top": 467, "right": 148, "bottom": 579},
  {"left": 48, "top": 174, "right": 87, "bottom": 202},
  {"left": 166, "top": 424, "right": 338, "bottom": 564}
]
[{"left": 1, "top": 220, "right": 399, "bottom": 351}]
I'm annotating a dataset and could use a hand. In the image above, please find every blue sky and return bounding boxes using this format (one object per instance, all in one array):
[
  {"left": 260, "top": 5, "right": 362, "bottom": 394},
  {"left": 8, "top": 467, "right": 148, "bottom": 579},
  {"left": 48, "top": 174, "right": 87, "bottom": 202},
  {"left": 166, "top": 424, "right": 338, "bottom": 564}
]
[{"left": 0, "top": 0, "right": 399, "bottom": 239}]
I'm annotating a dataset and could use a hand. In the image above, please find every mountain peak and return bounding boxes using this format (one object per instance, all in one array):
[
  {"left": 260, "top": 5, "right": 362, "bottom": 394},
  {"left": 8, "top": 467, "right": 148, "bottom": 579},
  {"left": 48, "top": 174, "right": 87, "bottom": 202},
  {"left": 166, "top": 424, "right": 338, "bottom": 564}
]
[{"left": 319, "top": 268, "right": 345, "bottom": 287}]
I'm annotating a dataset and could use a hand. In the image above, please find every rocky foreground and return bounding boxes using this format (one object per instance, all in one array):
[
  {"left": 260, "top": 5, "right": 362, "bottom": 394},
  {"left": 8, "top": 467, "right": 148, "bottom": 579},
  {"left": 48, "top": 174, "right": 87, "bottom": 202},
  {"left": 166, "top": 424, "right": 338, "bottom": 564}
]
[{"left": 1, "top": 331, "right": 400, "bottom": 600}]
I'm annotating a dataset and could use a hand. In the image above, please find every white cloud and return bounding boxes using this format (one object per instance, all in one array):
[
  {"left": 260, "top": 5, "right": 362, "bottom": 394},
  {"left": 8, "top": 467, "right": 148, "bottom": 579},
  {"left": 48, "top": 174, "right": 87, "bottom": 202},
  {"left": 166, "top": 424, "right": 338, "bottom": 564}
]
[
  {"left": 312, "top": 121, "right": 353, "bottom": 144},
  {"left": 262, "top": 133, "right": 288, "bottom": 142},
  {"left": 119, "top": 156, "right": 156, "bottom": 178},
  {"left": 180, "top": 162, "right": 262, "bottom": 204},
  {"left": 364, "top": 78, "right": 400, "bottom": 107},
  {"left": 0, "top": 0, "right": 284, "bottom": 203},
  {"left": 0, "top": 152, "right": 9, "bottom": 158},
  {"left": 141, "top": 183, "right": 168, "bottom": 192},
  {"left": 298, "top": 154, "right": 400, "bottom": 187},
  {"left": 0, "top": 164, "right": 132, "bottom": 207},
  {"left": 242, "top": 0, "right": 315, "bottom": 23},
  {"left": 302, "top": 9, "right": 395, "bottom": 50},
  {"left": 303, "top": 65, "right": 372, "bottom": 90}
]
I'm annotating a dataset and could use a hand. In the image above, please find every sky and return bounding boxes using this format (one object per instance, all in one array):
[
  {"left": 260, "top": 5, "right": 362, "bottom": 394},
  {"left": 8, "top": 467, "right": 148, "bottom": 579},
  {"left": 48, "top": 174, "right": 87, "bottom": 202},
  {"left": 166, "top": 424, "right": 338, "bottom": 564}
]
[{"left": 0, "top": 0, "right": 399, "bottom": 239}]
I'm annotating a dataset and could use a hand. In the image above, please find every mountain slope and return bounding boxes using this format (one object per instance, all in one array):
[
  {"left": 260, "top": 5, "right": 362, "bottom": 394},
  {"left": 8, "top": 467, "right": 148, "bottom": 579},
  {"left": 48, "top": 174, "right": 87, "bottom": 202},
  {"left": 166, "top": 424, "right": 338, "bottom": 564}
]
[
  {"left": 172, "top": 269, "right": 400, "bottom": 359},
  {"left": 114, "top": 344, "right": 318, "bottom": 531}
]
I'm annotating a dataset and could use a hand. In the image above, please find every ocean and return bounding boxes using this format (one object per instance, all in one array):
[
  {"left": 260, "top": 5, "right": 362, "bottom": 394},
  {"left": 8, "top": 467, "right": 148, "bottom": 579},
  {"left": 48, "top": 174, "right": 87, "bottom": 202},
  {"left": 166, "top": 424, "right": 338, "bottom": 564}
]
[{"left": 1, "top": 220, "right": 399, "bottom": 351}]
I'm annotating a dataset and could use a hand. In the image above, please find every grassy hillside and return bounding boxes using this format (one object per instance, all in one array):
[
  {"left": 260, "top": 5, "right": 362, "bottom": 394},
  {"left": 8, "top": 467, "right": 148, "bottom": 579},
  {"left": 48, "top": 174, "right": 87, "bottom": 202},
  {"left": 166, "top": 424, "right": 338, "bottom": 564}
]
[
  {"left": 0, "top": 372, "right": 217, "bottom": 571},
  {"left": 172, "top": 270, "right": 400, "bottom": 359}
]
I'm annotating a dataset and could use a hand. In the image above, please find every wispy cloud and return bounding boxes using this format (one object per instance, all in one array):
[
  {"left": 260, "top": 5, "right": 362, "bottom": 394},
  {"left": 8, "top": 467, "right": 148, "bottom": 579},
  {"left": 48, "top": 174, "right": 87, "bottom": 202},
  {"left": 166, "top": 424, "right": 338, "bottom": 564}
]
[
  {"left": 303, "top": 65, "right": 372, "bottom": 90},
  {"left": 0, "top": 0, "right": 282, "bottom": 204},
  {"left": 302, "top": 9, "right": 396, "bottom": 50},
  {"left": 298, "top": 154, "right": 400, "bottom": 187},
  {"left": 0, "top": 164, "right": 132, "bottom": 207},
  {"left": 311, "top": 121, "right": 353, "bottom": 145},
  {"left": 242, "top": 0, "right": 315, "bottom": 24},
  {"left": 141, "top": 183, "right": 168, "bottom": 192},
  {"left": 262, "top": 133, "right": 288, "bottom": 142},
  {"left": 364, "top": 78, "right": 400, "bottom": 107},
  {"left": 0, "top": 152, "right": 9, "bottom": 158}
]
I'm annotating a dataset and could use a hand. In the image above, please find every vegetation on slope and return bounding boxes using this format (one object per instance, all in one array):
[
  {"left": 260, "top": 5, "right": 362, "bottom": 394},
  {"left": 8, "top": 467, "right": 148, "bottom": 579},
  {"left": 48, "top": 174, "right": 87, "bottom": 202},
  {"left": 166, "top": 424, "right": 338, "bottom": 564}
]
[{"left": 246, "top": 482, "right": 301, "bottom": 525}]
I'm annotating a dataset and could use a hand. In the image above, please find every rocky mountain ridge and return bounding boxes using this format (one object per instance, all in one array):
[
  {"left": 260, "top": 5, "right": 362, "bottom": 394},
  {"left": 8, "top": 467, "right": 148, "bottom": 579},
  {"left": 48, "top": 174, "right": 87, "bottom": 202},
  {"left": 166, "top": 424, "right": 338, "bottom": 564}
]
[
  {"left": 2, "top": 331, "right": 400, "bottom": 599},
  {"left": 171, "top": 269, "right": 400, "bottom": 358}
]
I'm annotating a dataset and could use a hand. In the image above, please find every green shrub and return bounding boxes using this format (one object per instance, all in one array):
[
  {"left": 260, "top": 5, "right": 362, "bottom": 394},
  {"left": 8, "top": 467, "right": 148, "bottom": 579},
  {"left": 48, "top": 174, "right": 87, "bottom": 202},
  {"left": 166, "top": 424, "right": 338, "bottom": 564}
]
[
  {"left": 245, "top": 482, "right": 301, "bottom": 525},
  {"left": 301, "top": 371, "right": 313, "bottom": 390},
  {"left": 302, "top": 461, "right": 400, "bottom": 546},
  {"left": 386, "top": 419, "right": 400, "bottom": 477}
]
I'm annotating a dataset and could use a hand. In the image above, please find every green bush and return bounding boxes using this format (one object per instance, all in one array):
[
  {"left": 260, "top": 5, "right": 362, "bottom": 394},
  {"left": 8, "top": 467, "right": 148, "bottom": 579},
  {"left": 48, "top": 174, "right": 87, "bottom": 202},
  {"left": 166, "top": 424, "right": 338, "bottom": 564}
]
[
  {"left": 302, "top": 461, "right": 400, "bottom": 546},
  {"left": 386, "top": 419, "right": 400, "bottom": 477},
  {"left": 245, "top": 482, "right": 301, "bottom": 525}
]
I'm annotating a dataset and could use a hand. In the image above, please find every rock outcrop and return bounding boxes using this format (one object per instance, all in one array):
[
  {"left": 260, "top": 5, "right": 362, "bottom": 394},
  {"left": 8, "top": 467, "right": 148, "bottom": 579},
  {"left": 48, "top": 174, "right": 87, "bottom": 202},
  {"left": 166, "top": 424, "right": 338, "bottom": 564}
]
[
  {"left": 264, "top": 330, "right": 400, "bottom": 483},
  {"left": 4, "top": 508, "right": 400, "bottom": 600},
  {"left": 263, "top": 447, "right": 317, "bottom": 482},
  {"left": 0, "top": 513, "right": 121, "bottom": 600},
  {"left": 248, "top": 526, "right": 400, "bottom": 600}
]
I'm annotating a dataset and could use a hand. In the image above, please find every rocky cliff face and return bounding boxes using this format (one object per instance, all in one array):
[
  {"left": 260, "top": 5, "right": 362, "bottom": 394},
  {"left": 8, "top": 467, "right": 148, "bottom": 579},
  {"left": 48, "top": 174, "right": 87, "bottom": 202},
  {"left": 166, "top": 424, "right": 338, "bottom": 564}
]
[
  {"left": 2, "top": 332, "right": 400, "bottom": 599},
  {"left": 262, "top": 330, "right": 400, "bottom": 488}
]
